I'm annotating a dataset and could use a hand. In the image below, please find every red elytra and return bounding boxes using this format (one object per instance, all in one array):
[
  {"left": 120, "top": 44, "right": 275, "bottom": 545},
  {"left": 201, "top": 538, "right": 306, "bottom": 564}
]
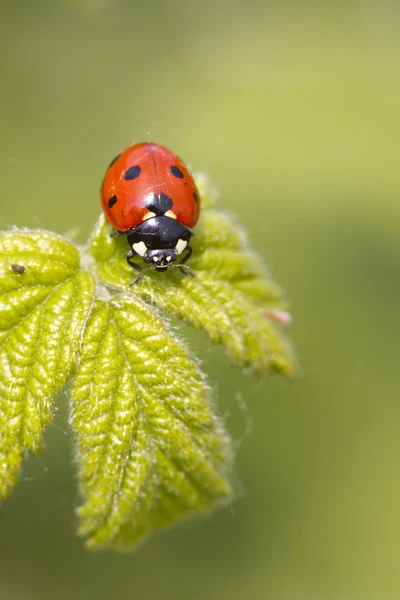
[{"left": 101, "top": 142, "right": 200, "bottom": 232}]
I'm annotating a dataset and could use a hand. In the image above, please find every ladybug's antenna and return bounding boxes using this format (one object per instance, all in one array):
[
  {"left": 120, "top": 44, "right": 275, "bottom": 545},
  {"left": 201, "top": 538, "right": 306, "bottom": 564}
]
[
  {"left": 130, "top": 263, "right": 193, "bottom": 285},
  {"left": 165, "top": 263, "right": 194, "bottom": 277},
  {"left": 129, "top": 265, "right": 153, "bottom": 285}
]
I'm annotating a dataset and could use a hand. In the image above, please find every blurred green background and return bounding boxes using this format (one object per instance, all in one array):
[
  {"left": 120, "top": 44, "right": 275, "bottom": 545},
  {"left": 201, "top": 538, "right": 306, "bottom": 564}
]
[{"left": 1, "top": 0, "right": 400, "bottom": 598}]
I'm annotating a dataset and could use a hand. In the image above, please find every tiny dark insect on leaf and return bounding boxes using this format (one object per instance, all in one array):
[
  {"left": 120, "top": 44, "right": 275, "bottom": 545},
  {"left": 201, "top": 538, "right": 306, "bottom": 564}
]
[{"left": 11, "top": 263, "right": 25, "bottom": 274}]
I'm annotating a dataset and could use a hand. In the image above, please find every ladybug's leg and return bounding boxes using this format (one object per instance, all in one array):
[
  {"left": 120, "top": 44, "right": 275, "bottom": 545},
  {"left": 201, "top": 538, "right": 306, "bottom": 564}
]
[
  {"left": 179, "top": 245, "right": 192, "bottom": 264},
  {"left": 126, "top": 249, "right": 144, "bottom": 285},
  {"left": 178, "top": 246, "right": 194, "bottom": 277}
]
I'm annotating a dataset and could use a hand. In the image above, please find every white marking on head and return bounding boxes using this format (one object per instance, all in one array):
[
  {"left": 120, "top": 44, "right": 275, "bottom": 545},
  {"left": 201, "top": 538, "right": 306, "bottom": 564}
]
[
  {"left": 143, "top": 211, "right": 156, "bottom": 221},
  {"left": 166, "top": 256, "right": 172, "bottom": 262},
  {"left": 153, "top": 256, "right": 160, "bottom": 262},
  {"left": 175, "top": 239, "right": 187, "bottom": 255},
  {"left": 132, "top": 241, "right": 147, "bottom": 257},
  {"left": 164, "top": 210, "right": 177, "bottom": 219}
]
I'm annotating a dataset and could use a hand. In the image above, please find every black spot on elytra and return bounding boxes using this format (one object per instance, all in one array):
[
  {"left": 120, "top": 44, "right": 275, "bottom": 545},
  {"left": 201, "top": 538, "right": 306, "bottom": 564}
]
[
  {"left": 125, "top": 165, "right": 141, "bottom": 180},
  {"left": 108, "top": 195, "right": 118, "bottom": 208},
  {"left": 170, "top": 165, "right": 184, "bottom": 179},
  {"left": 193, "top": 191, "right": 199, "bottom": 203},
  {"left": 108, "top": 154, "right": 120, "bottom": 169},
  {"left": 145, "top": 193, "right": 173, "bottom": 215}
]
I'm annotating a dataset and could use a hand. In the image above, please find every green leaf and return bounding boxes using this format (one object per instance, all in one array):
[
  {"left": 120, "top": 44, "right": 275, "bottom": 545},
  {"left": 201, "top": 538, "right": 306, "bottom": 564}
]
[
  {"left": 0, "top": 172, "right": 297, "bottom": 549},
  {"left": 70, "top": 296, "right": 232, "bottom": 550},
  {"left": 91, "top": 211, "right": 296, "bottom": 376},
  {"left": 0, "top": 231, "right": 95, "bottom": 501}
]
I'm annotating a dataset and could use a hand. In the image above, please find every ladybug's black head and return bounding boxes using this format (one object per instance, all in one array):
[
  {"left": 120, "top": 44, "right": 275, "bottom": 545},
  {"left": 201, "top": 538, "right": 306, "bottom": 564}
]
[
  {"left": 126, "top": 216, "right": 193, "bottom": 281},
  {"left": 127, "top": 216, "right": 192, "bottom": 266},
  {"left": 144, "top": 248, "right": 177, "bottom": 270}
]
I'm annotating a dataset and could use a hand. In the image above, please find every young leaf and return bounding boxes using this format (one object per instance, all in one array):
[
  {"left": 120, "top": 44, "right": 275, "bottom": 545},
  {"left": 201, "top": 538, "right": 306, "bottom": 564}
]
[
  {"left": 0, "top": 231, "right": 95, "bottom": 501},
  {"left": 90, "top": 212, "right": 296, "bottom": 375},
  {"left": 70, "top": 295, "right": 232, "bottom": 550}
]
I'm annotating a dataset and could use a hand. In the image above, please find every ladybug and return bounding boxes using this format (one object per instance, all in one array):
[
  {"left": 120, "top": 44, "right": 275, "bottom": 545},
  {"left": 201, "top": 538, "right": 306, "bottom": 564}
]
[{"left": 101, "top": 142, "right": 200, "bottom": 283}]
